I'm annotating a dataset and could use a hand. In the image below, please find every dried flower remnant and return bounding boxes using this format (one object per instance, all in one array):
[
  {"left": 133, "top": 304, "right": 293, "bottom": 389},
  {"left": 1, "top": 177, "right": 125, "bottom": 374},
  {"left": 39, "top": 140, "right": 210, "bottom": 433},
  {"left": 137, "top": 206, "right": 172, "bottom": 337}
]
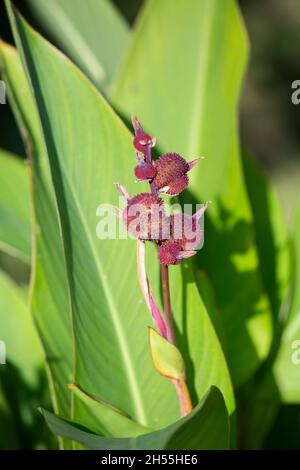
[
  {"left": 132, "top": 116, "right": 156, "bottom": 156},
  {"left": 158, "top": 203, "right": 208, "bottom": 265}
]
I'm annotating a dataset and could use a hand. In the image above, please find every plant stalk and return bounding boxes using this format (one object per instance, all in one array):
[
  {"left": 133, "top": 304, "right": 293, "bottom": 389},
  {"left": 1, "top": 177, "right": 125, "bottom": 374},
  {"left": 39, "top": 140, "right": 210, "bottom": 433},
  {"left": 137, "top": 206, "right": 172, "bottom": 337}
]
[
  {"left": 160, "top": 264, "right": 192, "bottom": 416},
  {"left": 144, "top": 137, "right": 192, "bottom": 416},
  {"left": 160, "top": 264, "right": 176, "bottom": 345},
  {"left": 172, "top": 379, "right": 193, "bottom": 417}
]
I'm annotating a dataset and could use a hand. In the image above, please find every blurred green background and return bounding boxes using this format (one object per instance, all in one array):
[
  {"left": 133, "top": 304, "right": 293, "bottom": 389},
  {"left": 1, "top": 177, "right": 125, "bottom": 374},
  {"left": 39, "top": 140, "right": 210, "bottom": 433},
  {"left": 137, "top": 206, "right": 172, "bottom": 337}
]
[{"left": 0, "top": 0, "right": 299, "bottom": 449}]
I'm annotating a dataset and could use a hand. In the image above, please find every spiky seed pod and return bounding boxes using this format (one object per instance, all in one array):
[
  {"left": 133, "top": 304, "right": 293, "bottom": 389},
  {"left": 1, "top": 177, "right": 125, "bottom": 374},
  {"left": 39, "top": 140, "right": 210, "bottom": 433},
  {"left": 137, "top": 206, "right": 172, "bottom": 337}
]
[
  {"left": 158, "top": 241, "right": 182, "bottom": 265},
  {"left": 157, "top": 205, "right": 208, "bottom": 265},
  {"left": 153, "top": 153, "right": 189, "bottom": 195},
  {"left": 171, "top": 213, "right": 200, "bottom": 251}
]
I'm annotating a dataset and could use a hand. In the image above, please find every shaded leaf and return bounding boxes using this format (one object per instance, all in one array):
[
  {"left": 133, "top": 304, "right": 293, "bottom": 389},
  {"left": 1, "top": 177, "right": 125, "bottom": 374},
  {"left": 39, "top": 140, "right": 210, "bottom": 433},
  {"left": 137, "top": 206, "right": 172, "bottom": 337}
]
[
  {"left": 42, "top": 386, "right": 229, "bottom": 450},
  {"left": 242, "top": 152, "right": 291, "bottom": 320},
  {"left": 239, "top": 205, "right": 300, "bottom": 448},
  {"left": 0, "top": 380, "right": 20, "bottom": 449}
]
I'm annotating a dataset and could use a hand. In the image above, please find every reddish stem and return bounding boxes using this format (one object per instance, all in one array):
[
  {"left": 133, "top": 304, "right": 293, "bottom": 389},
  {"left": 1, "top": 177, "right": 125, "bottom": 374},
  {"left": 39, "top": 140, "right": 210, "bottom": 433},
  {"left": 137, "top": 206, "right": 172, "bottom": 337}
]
[
  {"left": 136, "top": 124, "right": 192, "bottom": 416},
  {"left": 161, "top": 264, "right": 176, "bottom": 345},
  {"left": 160, "top": 264, "right": 193, "bottom": 416},
  {"left": 137, "top": 240, "right": 167, "bottom": 338},
  {"left": 144, "top": 144, "right": 156, "bottom": 195},
  {"left": 172, "top": 379, "right": 193, "bottom": 416}
]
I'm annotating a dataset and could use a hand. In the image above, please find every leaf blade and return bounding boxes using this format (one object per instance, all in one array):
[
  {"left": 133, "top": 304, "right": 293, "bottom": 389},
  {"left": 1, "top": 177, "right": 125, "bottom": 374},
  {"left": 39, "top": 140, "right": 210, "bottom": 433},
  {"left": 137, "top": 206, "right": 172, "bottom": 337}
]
[
  {"left": 25, "top": 0, "right": 130, "bottom": 91},
  {"left": 0, "top": 149, "right": 31, "bottom": 262},
  {"left": 111, "top": 0, "right": 273, "bottom": 385},
  {"left": 9, "top": 5, "right": 179, "bottom": 430},
  {"left": 0, "top": 39, "right": 73, "bottom": 421},
  {"left": 42, "top": 386, "right": 229, "bottom": 450}
]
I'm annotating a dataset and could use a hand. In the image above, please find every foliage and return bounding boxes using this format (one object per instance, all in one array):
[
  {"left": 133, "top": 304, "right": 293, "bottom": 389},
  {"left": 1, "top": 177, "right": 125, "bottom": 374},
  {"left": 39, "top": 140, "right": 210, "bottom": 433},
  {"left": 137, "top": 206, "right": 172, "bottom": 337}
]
[{"left": 0, "top": 0, "right": 298, "bottom": 449}]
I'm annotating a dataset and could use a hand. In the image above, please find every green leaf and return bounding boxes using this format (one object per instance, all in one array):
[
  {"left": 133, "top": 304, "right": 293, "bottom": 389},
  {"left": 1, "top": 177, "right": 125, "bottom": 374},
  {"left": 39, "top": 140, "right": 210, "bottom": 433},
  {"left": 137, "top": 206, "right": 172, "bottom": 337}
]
[
  {"left": 0, "top": 380, "right": 20, "bottom": 449},
  {"left": 8, "top": 5, "right": 179, "bottom": 430},
  {"left": 42, "top": 387, "right": 229, "bottom": 450},
  {"left": 269, "top": 205, "right": 300, "bottom": 402},
  {"left": 0, "top": 40, "right": 73, "bottom": 423},
  {"left": 149, "top": 327, "right": 185, "bottom": 380},
  {"left": 111, "top": 0, "right": 273, "bottom": 385},
  {"left": 239, "top": 205, "right": 300, "bottom": 448},
  {"left": 0, "top": 268, "right": 43, "bottom": 386},
  {"left": 0, "top": 149, "right": 31, "bottom": 262},
  {"left": 171, "top": 263, "right": 235, "bottom": 415},
  {"left": 25, "top": 0, "right": 129, "bottom": 92},
  {"left": 68, "top": 384, "right": 150, "bottom": 437},
  {"left": 242, "top": 152, "right": 291, "bottom": 319},
  {"left": 0, "top": 272, "right": 55, "bottom": 449}
]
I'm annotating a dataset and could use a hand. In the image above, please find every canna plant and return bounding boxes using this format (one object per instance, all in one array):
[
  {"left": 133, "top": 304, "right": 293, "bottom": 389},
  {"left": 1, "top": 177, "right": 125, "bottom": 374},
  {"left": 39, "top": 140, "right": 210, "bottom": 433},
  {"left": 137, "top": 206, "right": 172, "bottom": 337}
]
[
  {"left": 117, "top": 116, "right": 208, "bottom": 417},
  {"left": 0, "top": 0, "right": 299, "bottom": 450}
]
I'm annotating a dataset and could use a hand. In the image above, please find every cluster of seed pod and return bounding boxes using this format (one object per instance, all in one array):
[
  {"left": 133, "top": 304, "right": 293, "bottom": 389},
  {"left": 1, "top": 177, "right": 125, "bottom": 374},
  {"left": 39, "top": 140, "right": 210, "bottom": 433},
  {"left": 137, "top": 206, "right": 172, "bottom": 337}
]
[{"left": 118, "top": 117, "right": 207, "bottom": 266}]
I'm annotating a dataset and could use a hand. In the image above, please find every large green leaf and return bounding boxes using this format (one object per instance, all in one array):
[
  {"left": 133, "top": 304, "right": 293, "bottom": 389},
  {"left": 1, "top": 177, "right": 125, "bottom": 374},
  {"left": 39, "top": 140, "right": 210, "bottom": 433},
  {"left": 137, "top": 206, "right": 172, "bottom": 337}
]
[
  {"left": 25, "top": 0, "right": 129, "bottom": 92},
  {"left": 239, "top": 205, "right": 300, "bottom": 448},
  {"left": 8, "top": 6, "right": 180, "bottom": 430},
  {"left": 68, "top": 384, "right": 150, "bottom": 437},
  {"left": 242, "top": 153, "right": 291, "bottom": 320},
  {"left": 0, "top": 268, "right": 42, "bottom": 386},
  {"left": 270, "top": 205, "right": 300, "bottom": 402},
  {"left": 111, "top": 0, "right": 273, "bottom": 386},
  {"left": 171, "top": 263, "right": 235, "bottom": 415},
  {"left": 0, "top": 149, "right": 31, "bottom": 262},
  {"left": 0, "top": 40, "right": 73, "bottom": 423},
  {"left": 42, "top": 387, "right": 229, "bottom": 450},
  {"left": 0, "top": 268, "right": 55, "bottom": 449}
]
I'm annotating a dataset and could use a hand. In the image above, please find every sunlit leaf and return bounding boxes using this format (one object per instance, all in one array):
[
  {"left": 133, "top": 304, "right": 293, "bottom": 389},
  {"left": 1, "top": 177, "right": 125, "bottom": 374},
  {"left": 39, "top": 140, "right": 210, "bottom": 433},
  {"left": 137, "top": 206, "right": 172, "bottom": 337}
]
[
  {"left": 0, "top": 39, "right": 73, "bottom": 425},
  {"left": 171, "top": 263, "right": 235, "bottom": 415},
  {"left": 68, "top": 384, "right": 150, "bottom": 437},
  {"left": 149, "top": 327, "right": 185, "bottom": 380},
  {"left": 0, "top": 268, "right": 43, "bottom": 386},
  {"left": 8, "top": 4, "right": 179, "bottom": 430},
  {"left": 270, "top": 205, "right": 300, "bottom": 402},
  {"left": 26, "top": 0, "right": 129, "bottom": 92},
  {"left": 0, "top": 149, "right": 31, "bottom": 262}
]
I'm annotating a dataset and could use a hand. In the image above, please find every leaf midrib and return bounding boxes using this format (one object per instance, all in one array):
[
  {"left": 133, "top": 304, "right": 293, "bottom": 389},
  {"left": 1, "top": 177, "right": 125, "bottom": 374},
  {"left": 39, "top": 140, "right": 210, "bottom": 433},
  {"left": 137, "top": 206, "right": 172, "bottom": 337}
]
[
  {"left": 61, "top": 168, "right": 148, "bottom": 426},
  {"left": 188, "top": 0, "right": 216, "bottom": 156}
]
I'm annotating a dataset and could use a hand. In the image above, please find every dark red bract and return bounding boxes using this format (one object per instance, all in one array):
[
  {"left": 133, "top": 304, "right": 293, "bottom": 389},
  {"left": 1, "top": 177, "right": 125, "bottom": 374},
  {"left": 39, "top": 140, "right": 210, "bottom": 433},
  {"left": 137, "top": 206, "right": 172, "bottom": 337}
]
[{"left": 134, "top": 161, "right": 157, "bottom": 181}]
